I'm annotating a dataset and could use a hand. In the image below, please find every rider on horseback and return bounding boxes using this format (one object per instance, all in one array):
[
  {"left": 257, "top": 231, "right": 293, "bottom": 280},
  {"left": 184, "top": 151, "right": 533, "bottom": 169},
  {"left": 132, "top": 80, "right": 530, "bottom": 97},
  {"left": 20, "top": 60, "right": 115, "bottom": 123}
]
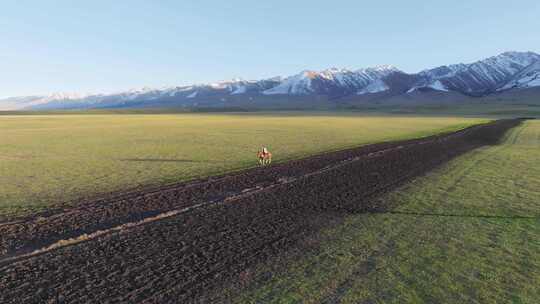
[{"left": 258, "top": 147, "right": 272, "bottom": 165}]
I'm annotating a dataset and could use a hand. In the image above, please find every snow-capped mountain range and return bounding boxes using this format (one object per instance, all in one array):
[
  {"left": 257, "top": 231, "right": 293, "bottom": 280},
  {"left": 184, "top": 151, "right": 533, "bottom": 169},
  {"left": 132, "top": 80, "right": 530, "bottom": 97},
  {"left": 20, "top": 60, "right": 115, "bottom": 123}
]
[
  {"left": 263, "top": 66, "right": 399, "bottom": 96},
  {"left": 2, "top": 51, "right": 540, "bottom": 110}
]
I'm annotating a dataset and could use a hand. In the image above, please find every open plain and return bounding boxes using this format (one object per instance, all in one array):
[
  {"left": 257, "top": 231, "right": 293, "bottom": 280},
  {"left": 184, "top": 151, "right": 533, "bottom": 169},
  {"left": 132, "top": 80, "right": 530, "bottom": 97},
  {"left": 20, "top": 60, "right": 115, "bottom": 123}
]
[
  {"left": 0, "top": 118, "right": 520, "bottom": 303},
  {"left": 0, "top": 113, "right": 483, "bottom": 219}
]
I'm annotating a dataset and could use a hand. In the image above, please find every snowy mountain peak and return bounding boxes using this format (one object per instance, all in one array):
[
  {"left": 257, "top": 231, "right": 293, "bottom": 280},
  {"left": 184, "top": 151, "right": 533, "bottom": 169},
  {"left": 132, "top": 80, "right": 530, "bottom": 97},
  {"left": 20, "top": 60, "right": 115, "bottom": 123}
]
[
  {"left": 361, "top": 65, "right": 400, "bottom": 73},
  {"left": 300, "top": 70, "right": 320, "bottom": 79},
  {"left": 263, "top": 65, "right": 402, "bottom": 96},
  {"left": 495, "top": 51, "right": 540, "bottom": 64},
  {"left": 3, "top": 51, "right": 540, "bottom": 110},
  {"left": 417, "top": 51, "right": 540, "bottom": 95},
  {"left": 45, "top": 92, "right": 90, "bottom": 100},
  {"left": 499, "top": 60, "right": 540, "bottom": 90},
  {"left": 263, "top": 71, "right": 316, "bottom": 95},
  {"left": 321, "top": 67, "right": 352, "bottom": 74}
]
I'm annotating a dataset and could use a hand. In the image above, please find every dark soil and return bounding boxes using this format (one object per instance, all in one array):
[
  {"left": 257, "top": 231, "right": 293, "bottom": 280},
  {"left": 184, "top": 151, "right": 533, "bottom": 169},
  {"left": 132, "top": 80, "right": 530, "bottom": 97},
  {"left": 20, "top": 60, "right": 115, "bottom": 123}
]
[{"left": 0, "top": 119, "right": 522, "bottom": 303}]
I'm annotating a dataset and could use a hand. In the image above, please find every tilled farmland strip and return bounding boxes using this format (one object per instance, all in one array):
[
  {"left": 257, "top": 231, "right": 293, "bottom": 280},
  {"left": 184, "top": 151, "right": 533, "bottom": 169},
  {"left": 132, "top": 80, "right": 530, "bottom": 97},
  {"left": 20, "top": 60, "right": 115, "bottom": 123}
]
[
  {"left": 0, "top": 121, "right": 502, "bottom": 258},
  {"left": 0, "top": 119, "right": 521, "bottom": 304}
]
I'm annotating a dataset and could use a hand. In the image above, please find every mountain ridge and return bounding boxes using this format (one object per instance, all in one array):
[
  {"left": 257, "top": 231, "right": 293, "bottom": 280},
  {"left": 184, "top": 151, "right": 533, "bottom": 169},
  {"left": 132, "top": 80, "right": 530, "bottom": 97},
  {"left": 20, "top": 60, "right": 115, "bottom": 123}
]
[{"left": 2, "top": 51, "right": 540, "bottom": 110}]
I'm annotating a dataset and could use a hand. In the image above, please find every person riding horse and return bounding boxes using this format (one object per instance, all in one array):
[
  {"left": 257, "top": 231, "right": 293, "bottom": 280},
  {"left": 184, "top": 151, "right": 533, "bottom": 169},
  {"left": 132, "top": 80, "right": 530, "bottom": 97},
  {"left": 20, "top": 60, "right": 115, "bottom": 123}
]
[{"left": 257, "top": 147, "right": 272, "bottom": 165}]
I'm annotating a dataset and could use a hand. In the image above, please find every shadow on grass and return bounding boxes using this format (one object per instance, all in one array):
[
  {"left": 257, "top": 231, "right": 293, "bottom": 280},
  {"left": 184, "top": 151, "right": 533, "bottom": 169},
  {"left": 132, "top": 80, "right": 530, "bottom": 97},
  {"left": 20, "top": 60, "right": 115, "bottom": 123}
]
[
  {"left": 119, "top": 158, "right": 224, "bottom": 164},
  {"left": 373, "top": 210, "right": 540, "bottom": 220}
]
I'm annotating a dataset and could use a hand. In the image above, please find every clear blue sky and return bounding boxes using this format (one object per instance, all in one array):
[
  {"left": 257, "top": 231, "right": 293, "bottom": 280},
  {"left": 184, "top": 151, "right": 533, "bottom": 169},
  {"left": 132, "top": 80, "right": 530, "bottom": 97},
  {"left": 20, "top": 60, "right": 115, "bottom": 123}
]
[{"left": 1, "top": 0, "right": 539, "bottom": 97}]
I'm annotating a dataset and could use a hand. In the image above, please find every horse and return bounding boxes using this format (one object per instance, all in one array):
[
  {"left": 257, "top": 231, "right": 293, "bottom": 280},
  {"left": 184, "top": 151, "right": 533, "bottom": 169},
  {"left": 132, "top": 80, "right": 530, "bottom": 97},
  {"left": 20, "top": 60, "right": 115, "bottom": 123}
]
[{"left": 257, "top": 150, "right": 272, "bottom": 166}]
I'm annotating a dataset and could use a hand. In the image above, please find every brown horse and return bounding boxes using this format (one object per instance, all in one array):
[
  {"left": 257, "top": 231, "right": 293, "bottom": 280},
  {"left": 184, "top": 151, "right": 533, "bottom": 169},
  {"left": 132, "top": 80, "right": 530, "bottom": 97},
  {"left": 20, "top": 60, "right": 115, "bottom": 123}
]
[{"left": 257, "top": 150, "right": 272, "bottom": 165}]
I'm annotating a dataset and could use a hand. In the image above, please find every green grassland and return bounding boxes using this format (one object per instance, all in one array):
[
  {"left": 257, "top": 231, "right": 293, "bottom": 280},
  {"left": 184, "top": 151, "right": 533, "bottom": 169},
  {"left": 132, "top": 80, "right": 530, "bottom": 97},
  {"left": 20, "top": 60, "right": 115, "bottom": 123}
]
[
  {"left": 232, "top": 120, "right": 540, "bottom": 303},
  {"left": 0, "top": 113, "right": 484, "bottom": 219}
]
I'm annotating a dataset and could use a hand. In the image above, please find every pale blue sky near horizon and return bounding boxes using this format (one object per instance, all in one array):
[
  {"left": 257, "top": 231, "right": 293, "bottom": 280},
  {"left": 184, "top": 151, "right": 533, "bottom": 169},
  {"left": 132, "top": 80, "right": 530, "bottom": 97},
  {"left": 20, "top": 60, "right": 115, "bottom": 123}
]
[{"left": 1, "top": 0, "right": 539, "bottom": 97}]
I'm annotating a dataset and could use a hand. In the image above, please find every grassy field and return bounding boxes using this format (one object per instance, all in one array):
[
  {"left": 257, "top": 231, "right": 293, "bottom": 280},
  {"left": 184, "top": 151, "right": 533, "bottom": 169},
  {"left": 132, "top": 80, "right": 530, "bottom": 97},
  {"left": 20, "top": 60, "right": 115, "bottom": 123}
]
[
  {"left": 0, "top": 113, "right": 484, "bottom": 219},
  {"left": 232, "top": 120, "right": 540, "bottom": 303}
]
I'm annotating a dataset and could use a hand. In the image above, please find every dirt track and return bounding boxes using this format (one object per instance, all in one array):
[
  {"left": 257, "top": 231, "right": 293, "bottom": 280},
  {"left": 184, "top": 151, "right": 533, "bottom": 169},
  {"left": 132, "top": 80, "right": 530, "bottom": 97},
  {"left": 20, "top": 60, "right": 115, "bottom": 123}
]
[{"left": 0, "top": 119, "right": 521, "bottom": 303}]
